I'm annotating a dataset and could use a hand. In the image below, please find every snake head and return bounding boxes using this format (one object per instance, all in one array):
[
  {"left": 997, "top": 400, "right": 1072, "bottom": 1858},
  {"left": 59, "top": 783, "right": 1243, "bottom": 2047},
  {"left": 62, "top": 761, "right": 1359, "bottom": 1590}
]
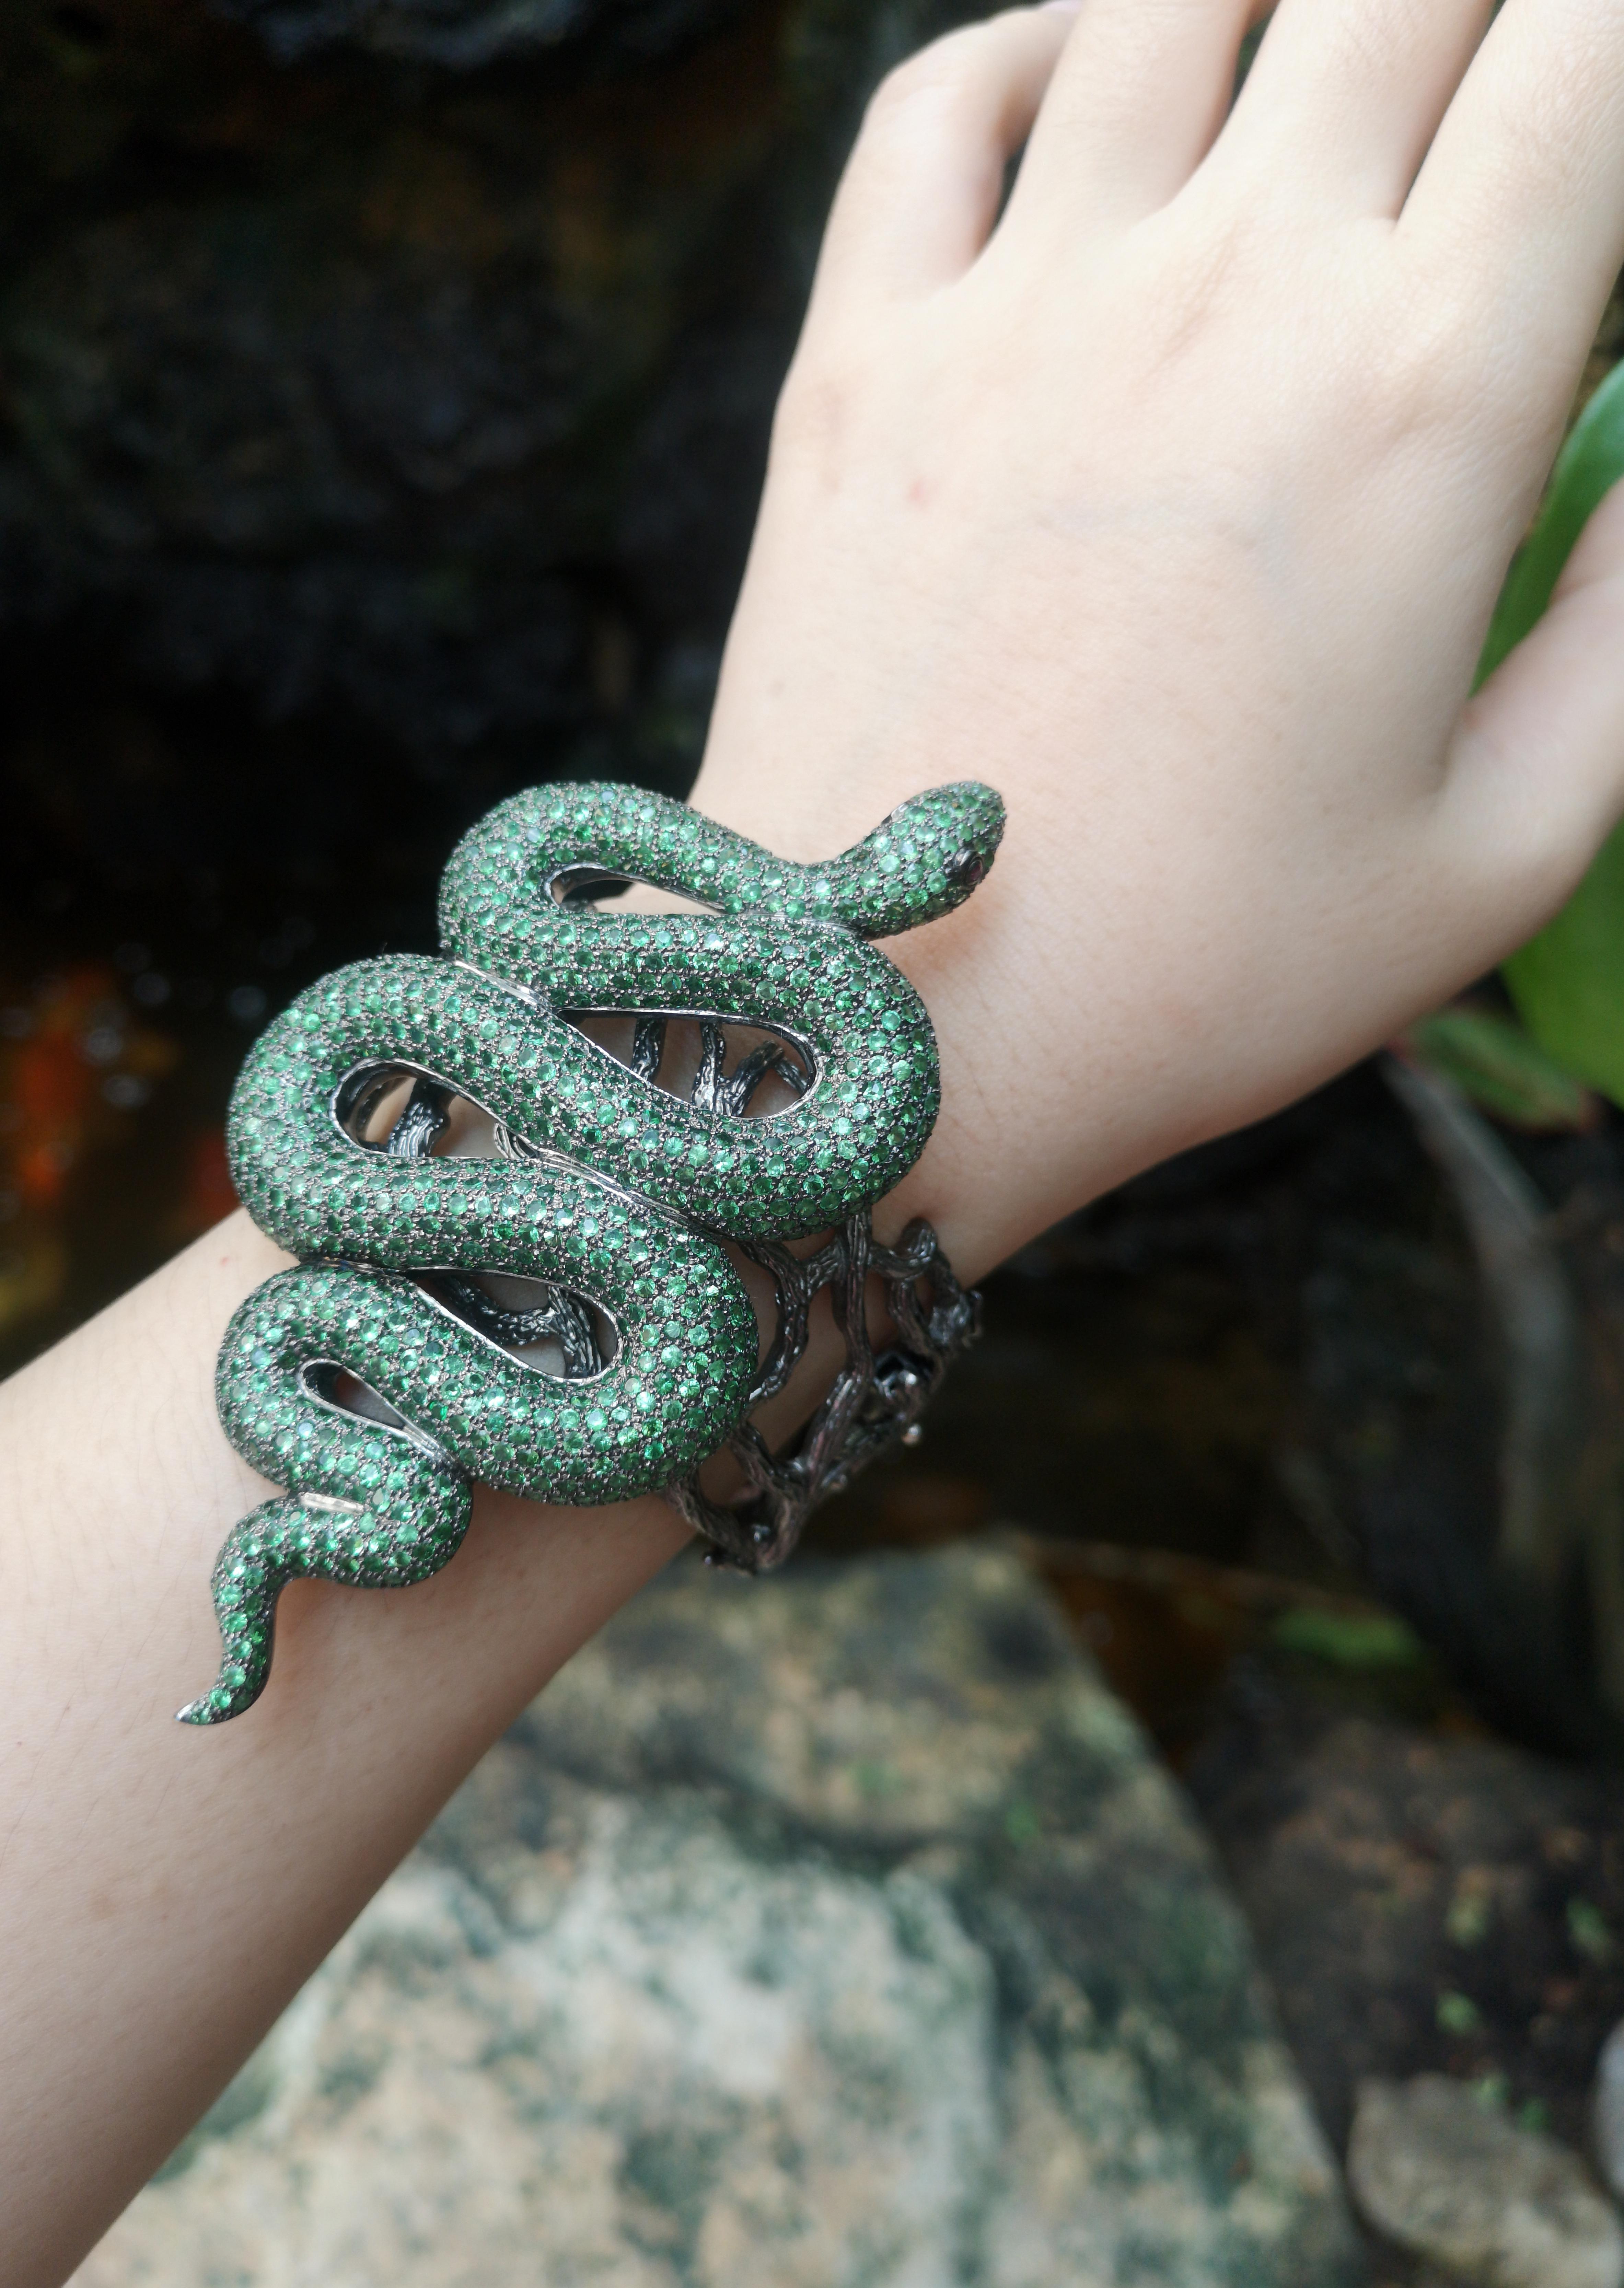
[{"left": 810, "top": 781, "right": 1006, "bottom": 941}]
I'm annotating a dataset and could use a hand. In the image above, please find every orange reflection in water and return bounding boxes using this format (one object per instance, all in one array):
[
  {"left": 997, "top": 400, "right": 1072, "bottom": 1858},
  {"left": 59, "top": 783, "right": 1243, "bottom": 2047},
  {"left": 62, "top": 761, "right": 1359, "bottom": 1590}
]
[
  {"left": 0, "top": 966, "right": 181, "bottom": 1340},
  {"left": 178, "top": 1124, "right": 239, "bottom": 1240}
]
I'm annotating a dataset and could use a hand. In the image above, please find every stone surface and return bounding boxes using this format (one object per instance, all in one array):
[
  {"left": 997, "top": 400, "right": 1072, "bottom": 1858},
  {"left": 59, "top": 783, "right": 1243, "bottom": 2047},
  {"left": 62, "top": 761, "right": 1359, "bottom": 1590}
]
[
  {"left": 1348, "top": 2073, "right": 1624, "bottom": 2288},
  {"left": 75, "top": 1546, "right": 1359, "bottom": 2286},
  {"left": 1189, "top": 1700, "right": 1624, "bottom": 2157},
  {"left": 1593, "top": 2021, "right": 1624, "bottom": 2204}
]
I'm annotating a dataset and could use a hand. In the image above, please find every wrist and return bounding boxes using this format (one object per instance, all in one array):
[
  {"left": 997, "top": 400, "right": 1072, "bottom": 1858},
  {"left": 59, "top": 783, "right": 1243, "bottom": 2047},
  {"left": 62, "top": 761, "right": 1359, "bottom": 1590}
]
[{"left": 686, "top": 728, "right": 1129, "bottom": 1281}]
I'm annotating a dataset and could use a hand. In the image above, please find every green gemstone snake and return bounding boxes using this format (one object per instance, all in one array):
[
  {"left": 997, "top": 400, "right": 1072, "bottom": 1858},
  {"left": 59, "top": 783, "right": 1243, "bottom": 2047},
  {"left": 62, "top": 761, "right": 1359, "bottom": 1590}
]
[{"left": 182, "top": 777, "right": 1004, "bottom": 1724}]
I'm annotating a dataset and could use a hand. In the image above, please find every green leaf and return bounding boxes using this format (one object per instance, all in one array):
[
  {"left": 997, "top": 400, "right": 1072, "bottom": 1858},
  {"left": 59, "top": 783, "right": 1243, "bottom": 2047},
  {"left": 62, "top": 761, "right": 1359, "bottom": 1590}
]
[
  {"left": 1566, "top": 1897, "right": 1615, "bottom": 1965},
  {"left": 1437, "top": 1990, "right": 1484, "bottom": 2036},
  {"left": 1478, "top": 359, "right": 1624, "bottom": 684},
  {"left": 1478, "top": 358, "right": 1624, "bottom": 1104},
  {"left": 1270, "top": 1606, "right": 1424, "bottom": 1670},
  {"left": 1400, "top": 1005, "right": 1598, "bottom": 1131},
  {"left": 1503, "top": 834, "right": 1624, "bottom": 1105}
]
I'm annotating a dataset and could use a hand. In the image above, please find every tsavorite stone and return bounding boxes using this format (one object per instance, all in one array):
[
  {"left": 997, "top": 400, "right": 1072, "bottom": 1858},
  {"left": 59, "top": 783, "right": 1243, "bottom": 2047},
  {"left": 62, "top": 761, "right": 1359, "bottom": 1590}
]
[{"left": 189, "top": 776, "right": 1003, "bottom": 1726}]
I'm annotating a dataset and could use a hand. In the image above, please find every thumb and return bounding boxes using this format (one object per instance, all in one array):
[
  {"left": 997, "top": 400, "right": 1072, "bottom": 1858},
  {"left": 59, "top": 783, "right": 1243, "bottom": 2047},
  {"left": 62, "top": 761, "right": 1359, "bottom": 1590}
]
[{"left": 1439, "top": 472, "right": 1624, "bottom": 948}]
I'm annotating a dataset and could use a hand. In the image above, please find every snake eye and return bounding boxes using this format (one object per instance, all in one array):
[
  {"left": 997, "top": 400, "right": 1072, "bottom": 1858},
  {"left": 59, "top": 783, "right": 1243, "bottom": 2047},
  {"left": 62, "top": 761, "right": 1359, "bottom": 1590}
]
[{"left": 945, "top": 845, "right": 986, "bottom": 891}]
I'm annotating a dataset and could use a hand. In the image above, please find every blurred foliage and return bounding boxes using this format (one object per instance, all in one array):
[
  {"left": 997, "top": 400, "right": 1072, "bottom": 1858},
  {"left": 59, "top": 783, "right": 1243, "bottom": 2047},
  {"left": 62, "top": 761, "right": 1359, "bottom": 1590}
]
[
  {"left": 1399, "top": 1003, "right": 1599, "bottom": 1133},
  {"left": 1478, "top": 360, "right": 1624, "bottom": 1102},
  {"left": 1269, "top": 1605, "right": 1425, "bottom": 1670}
]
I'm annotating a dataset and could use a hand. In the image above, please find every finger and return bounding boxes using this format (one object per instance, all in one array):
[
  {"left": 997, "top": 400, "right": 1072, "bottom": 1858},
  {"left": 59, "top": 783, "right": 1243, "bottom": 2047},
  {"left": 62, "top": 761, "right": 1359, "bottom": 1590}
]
[
  {"left": 1439, "top": 478, "right": 1624, "bottom": 953},
  {"left": 1218, "top": 0, "right": 1492, "bottom": 218},
  {"left": 811, "top": 7, "right": 1079, "bottom": 307},
  {"left": 1008, "top": 0, "right": 1257, "bottom": 235},
  {"left": 1401, "top": 0, "right": 1624, "bottom": 355}
]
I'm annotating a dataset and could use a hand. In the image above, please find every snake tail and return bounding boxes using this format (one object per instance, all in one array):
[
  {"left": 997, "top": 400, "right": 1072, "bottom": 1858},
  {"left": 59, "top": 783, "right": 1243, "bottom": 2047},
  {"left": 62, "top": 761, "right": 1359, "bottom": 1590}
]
[{"left": 176, "top": 1482, "right": 473, "bottom": 1725}]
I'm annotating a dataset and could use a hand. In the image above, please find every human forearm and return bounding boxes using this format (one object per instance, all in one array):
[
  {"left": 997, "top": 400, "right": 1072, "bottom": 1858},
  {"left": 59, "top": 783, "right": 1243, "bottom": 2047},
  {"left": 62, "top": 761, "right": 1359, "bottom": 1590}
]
[
  {"left": 0, "top": 746, "right": 1075, "bottom": 2284},
  {"left": 0, "top": 1212, "right": 696, "bottom": 2281}
]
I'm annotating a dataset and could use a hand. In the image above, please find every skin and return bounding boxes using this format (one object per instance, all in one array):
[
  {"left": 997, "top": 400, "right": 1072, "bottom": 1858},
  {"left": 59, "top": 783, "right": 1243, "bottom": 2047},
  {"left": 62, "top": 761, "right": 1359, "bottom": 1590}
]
[{"left": 5, "top": 0, "right": 1624, "bottom": 2275}]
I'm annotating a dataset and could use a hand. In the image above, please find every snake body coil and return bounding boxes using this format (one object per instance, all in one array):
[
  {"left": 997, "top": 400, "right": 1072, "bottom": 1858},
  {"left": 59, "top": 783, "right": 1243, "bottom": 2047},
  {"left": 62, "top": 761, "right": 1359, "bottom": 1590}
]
[{"left": 184, "top": 779, "right": 1003, "bottom": 1723}]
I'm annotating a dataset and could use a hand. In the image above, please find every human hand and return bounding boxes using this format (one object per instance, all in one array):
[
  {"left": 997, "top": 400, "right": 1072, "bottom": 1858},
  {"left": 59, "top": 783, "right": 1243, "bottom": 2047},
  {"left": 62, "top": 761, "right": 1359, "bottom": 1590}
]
[{"left": 690, "top": 0, "right": 1624, "bottom": 1273}]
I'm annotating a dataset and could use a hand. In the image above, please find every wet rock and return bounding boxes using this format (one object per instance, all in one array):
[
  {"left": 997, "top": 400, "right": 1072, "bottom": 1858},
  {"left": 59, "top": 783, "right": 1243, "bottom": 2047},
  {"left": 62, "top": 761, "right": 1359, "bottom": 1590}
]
[
  {"left": 1348, "top": 2073, "right": 1623, "bottom": 2288},
  {"left": 0, "top": 0, "right": 972, "bottom": 782},
  {"left": 75, "top": 1547, "right": 1360, "bottom": 2286},
  {"left": 214, "top": 0, "right": 740, "bottom": 69},
  {"left": 0, "top": 15, "right": 782, "bottom": 769}
]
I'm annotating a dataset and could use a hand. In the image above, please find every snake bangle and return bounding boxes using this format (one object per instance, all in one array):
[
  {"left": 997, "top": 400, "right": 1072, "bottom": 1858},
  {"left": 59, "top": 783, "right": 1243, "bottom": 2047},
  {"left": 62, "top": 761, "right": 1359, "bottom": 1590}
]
[{"left": 184, "top": 778, "right": 1004, "bottom": 1724}]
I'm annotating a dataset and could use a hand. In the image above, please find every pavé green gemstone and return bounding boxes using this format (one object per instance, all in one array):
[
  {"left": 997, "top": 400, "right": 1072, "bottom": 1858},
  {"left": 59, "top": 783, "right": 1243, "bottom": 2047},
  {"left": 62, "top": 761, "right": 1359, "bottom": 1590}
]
[{"left": 182, "top": 777, "right": 1002, "bottom": 1727}]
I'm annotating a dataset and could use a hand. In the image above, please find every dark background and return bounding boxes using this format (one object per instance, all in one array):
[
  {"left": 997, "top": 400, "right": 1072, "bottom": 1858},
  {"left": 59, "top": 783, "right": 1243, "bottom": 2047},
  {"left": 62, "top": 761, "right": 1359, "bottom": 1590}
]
[{"left": 7, "top": 0, "right": 1624, "bottom": 2235}]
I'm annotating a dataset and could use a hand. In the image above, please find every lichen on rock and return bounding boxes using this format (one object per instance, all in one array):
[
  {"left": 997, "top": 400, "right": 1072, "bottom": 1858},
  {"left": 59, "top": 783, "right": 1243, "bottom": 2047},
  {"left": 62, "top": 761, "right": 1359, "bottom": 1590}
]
[{"left": 75, "top": 1547, "right": 1361, "bottom": 2287}]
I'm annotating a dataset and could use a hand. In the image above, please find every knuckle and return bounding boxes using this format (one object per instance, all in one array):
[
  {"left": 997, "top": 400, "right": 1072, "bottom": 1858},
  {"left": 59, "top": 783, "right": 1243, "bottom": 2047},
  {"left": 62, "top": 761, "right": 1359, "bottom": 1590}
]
[
  {"left": 1332, "top": 0, "right": 1435, "bottom": 87},
  {"left": 862, "top": 53, "right": 943, "bottom": 127},
  {"left": 1367, "top": 260, "right": 1561, "bottom": 472},
  {"left": 1485, "top": 33, "right": 1605, "bottom": 205},
  {"left": 1350, "top": 276, "right": 1479, "bottom": 446},
  {"left": 860, "top": 22, "right": 988, "bottom": 129}
]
